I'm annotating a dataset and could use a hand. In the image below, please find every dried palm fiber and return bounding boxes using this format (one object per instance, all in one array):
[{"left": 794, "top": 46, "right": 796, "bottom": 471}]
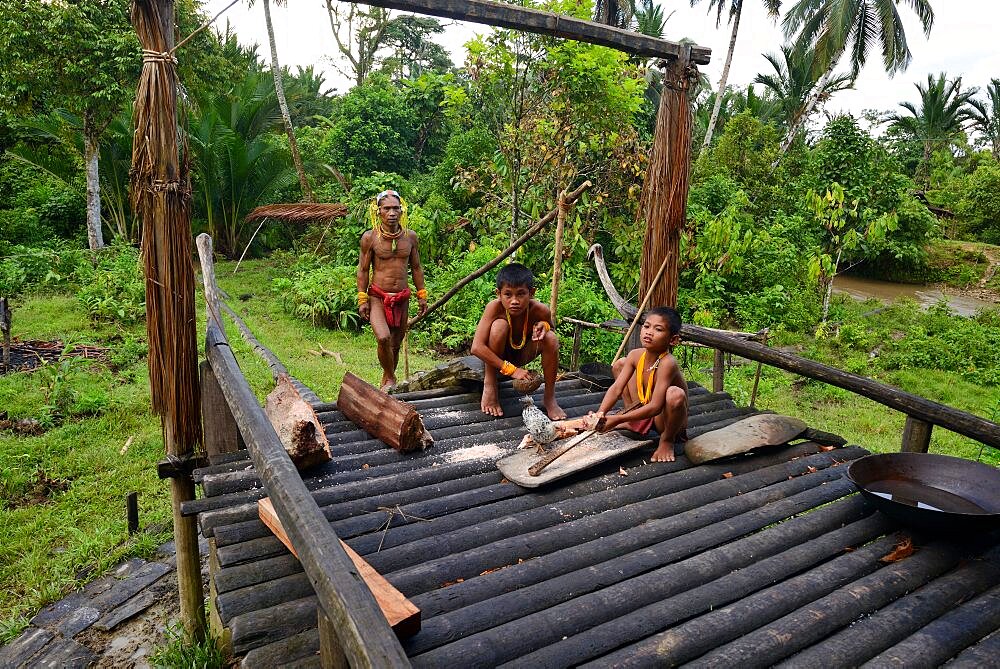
[
  {"left": 130, "top": 0, "right": 201, "bottom": 455},
  {"left": 131, "top": 0, "right": 206, "bottom": 638},
  {"left": 245, "top": 202, "right": 348, "bottom": 223},
  {"left": 638, "top": 56, "right": 697, "bottom": 309}
]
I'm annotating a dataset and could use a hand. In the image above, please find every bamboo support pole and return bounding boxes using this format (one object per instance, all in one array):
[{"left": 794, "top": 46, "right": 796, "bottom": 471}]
[
  {"left": 409, "top": 181, "right": 591, "bottom": 329},
  {"left": 612, "top": 250, "right": 673, "bottom": 364},
  {"left": 549, "top": 190, "right": 568, "bottom": 326}
]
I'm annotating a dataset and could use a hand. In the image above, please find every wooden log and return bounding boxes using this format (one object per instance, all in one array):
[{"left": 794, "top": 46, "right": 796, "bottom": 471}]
[
  {"left": 864, "top": 582, "right": 1000, "bottom": 668},
  {"left": 241, "top": 627, "right": 320, "bottom": 669},
  {"left": 942, "top": 627, "right": 1000, "bottom": 669},
  {"left": 404, "top": 478, "right": 863, "bottom": 659},
  {"left": 549, "top": 189, "right": 568, "bottom": 325},
  {"left": 408, "top": 180, "right": 592, "bottom": 329},
  {"left": 258, "top": 498, "right": 420, "bottom": 637},
  {"left": 626, "top": 537, "right": 970, "bottom": 669},
  {"left": 205, "top": 325, "right": 409, "bottom": 667},
  {"left": 777, "top": 545, "right": 1000, "bottom": 668},
  {"left": 508, "top": 513, "right": 895, "bottom": 669},
  {"left": 362, "top": 447, "right": 863, "bottom": 576},
  {"left": 401, "top": 443, "right": 832, "bottom": 609},
  {"left": 342, "top": 0, "right": 710, "bottom": 64},
  {"left": 201, "top": 360, "right": 240, "bottom": 458},
  {"left": 337, "top": 372, "right": 432, "bottom": 452},
  {"left": 265, "top": 374, "right": 332, "bottom": 469},
  {"left": 901, "top": 415, "right": 932, "bottom": 453},
  {"left": 681, "top": 323, "right": 1000, "bottom": 449}
]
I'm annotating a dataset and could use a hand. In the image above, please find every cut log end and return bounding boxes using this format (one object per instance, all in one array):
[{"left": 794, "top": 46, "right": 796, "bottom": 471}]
[{"left": 264, "top": 375, "right": 332, "bottom": 470}]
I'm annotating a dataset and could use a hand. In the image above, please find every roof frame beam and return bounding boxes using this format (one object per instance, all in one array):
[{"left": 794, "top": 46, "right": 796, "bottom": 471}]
[{"left": 336, "top": 0, "right": 711, "bottom": 64}]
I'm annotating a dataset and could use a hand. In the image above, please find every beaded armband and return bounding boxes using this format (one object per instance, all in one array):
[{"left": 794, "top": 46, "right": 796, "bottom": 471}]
[
  {"left": 357, "top": 291, "right": 369, "bottom": 306},
  {"left": 499, "top": 360, "right": 517, "bottom": 376},
  {"left": 416, "top": 288, "right": 428, "bottom": 300}
]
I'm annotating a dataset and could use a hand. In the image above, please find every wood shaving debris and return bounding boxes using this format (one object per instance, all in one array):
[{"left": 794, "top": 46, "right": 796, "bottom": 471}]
[
  {"left": 619, "top": 467, "right": 628, "bottom": 476},
  {"left": 819, "top": 445, "right": 836, "bottom": 451},
  {"left": 120, "top": 436, "right": 134, "bottom": 455},
  {"left": 722, "top": 472, "right": 733, "bottom": 479},
  {"left": 441, "top": 443, "right": 507, "bottom": 463},
  {"left": 806, "top": 465, "right": 818, "bottom": 473},
  {"left": 881, "top": 538, "right": 915, "bottom": 563}
]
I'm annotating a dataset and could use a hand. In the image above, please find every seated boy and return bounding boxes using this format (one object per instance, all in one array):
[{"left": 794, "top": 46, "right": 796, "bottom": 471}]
[
  {"left": 470, "top": 263, "right": 566, "bottom": 419},
  {"left": 590, "top": 306, "right": 688, "bottom": 462}
]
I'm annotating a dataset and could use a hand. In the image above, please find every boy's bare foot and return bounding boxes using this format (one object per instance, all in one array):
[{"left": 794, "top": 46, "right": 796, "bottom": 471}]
[
  {"left": 481, "top": 384, "right": 503, "bottom": 416},
  {"left": 543, "top": 397, "right": 567, "bottom": 420},
  {"left": 651, "top": 441, "right": 675, "bottom": 462}
]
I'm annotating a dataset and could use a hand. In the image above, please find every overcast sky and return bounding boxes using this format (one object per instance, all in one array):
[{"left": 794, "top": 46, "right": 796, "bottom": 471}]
[{"left": 202, "top": 0, "right": 996, "bottom": 118}]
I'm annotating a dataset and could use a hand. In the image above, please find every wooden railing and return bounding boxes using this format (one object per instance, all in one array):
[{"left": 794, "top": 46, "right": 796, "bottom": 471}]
[
  {"left": 563, "top": 318, "right": 1000, "bottom": 454},
  {"left": 196, "top": 235, "right": 409, "bottom": 668}
]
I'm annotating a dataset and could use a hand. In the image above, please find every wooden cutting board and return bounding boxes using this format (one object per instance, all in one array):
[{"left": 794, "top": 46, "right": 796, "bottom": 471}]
[{"left": 497, "top": 430, "right": 653, "bottom": 488}]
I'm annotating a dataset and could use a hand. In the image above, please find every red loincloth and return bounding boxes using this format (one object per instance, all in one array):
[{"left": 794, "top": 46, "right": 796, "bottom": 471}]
[{"left": 368, "top": 285, "right": 411, "bottom": 328}]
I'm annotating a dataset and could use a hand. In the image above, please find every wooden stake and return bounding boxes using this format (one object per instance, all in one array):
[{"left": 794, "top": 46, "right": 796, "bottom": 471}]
[
  {"left": 612, "top": 251, "right": 673, "bottom": 364},
  {"left": 549, "top": 190, "right": 568, "bottom": 326},
  {"left": 403, "top": 331, "right": 410, "bottom": 379},
  {"left": 0, "top": 297, "right": 10, "bottom": 373}
]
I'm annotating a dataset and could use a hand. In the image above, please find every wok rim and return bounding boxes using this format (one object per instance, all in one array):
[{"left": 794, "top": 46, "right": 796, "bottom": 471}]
[{"left": 846, "top": 452, "right": 1000, "bottom": 519}]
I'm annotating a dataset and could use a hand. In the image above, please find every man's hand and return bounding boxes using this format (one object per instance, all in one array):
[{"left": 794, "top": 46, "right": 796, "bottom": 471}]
[
  {"left": 418, "top": 298, "right": 428, "bottom": 316},
  {"left": 532, "top": 321, "right": 549, "bottom": 341},
  {"left": 511, "top": 367, "right": 531, "bottom": 380},
  {"left": 359, "top": 302, "right": 371, "bottom": 321}
]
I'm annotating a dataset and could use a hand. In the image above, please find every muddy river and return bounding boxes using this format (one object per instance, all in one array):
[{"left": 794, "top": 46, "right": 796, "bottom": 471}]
[{"left": 832, "top": 275, "right": 996, "bottom": 317}]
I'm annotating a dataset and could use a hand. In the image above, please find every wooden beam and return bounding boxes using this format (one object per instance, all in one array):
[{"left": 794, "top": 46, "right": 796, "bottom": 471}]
[
  {"left": 259, "top": 498, "right": 421, "bottom": 637},
  {"left": 901, "top": 416, "right": 933, "bottom": 453},
  {"left": 681, "top": 324, "right": 1000, "bottom": 450},
  {"left": 205, "top": 323, "right": 410, "bottom": 666},
  {"left": 201, "top": 360, "right": 240, "bottom": 458},
  {"left": 341, "top": 0, "right": 710, "bottom": 64}
]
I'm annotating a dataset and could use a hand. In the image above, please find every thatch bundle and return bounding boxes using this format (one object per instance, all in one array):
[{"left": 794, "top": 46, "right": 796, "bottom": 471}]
[
  {"left": 245, "top": 202, "right": 348, "bottom": 223},
  {"left": 131, "top": 0, "right": 201, "bottom": 453},
  {"left": 637, "top": 57, "right": 696, "bottom": 309}
]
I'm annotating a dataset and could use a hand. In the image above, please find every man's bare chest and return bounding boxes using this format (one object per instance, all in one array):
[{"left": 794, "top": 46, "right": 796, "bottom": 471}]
[{"left": 372, "top": 236, "right": 412, "bottom": 261}]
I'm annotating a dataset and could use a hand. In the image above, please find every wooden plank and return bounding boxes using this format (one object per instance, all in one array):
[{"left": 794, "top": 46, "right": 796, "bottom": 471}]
[
  {"left": 340, "top": 0, "right": 710, "bottom": 64},
  {"left": 201, "top": 360, "right": 240, "bottom": 458},
  {"left": 685, "top": 414, "right": 808, "bottom": 464},
  {"left": 501, "top": 431, "right": 650, "bottom": 487},
  {"left": 259, "top": 498, "right": 420, "bottom": 637},
  {"left": 205, "top": 325, "right": 409, "bottom": 667},
  {"left": 337, "top": 372, "right": 432, "bottom": 452}
]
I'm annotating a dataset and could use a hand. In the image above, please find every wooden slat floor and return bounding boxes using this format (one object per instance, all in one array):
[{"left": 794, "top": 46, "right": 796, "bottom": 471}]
[{"left": 186, "top": 378, "right": 1000, "bottom": 669}]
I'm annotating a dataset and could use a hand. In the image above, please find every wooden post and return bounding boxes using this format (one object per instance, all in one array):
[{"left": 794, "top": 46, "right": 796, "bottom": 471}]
[
  {"left": 126, "top": 492, "right": 139, "bottom": 535},
  {"left": 549, "top": 190, "right": 568, "bottom": 326},
  {"left": 318, "top": 608, "right": 348, "bottom": 669},
  {"left": 571, "top": 323, "right": 582, "bottom": 371},
  {"left": 713, "top": 349, "right": 725, "bottom": 393},
  {"left": 201, "top": 360, "right": 240, "bottom": 459},
  {"left": 638, "top": 55, "right": 694, "bottom": 310},
  {"left": 901, "top": 416, "right": 933, "bottom": 453},
  {"left": 168, "top": 423, "right": 207, "bottom": 639}
]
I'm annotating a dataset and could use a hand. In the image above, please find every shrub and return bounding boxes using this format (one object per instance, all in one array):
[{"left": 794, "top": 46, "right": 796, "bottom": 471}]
[
  {"left": 76, "top": 245, "right": 145, "bottom": 323},
  {"left": 0, "top": 242, "right": 85, "bottom": 296},
  {"left": 272, "top": 256, "right": 360, "bottom": 330}
]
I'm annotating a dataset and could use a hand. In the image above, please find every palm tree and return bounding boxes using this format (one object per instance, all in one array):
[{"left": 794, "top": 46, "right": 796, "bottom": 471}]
[
  {"left": 692, "top": 0, "right": 783, "bottom": 151},
  {"left": 249, "top": 0, "right": 314, "bottom": 202},
  {"left": 888, "top": 73, "right": 977, "bottom": 184},
  {"left": 969, "top": 79, "right": 1000, "bottom": 159},
  {"left": 754, "top": 43, "right": 853, "bottom": 132},
  {"left": 779, "top": 0, "right": 935, "bottom": 154}
]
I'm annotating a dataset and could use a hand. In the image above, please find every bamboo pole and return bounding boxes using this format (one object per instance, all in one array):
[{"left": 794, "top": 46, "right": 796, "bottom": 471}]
[
  {"left": 611, "top": 250, "right": 673, "bottom": 364},
  {"left": 408, "top": 181, "right": 591, "bottom": 329},
  {"left": 549, "top": 190, "right": 568, "bottom": 326}
]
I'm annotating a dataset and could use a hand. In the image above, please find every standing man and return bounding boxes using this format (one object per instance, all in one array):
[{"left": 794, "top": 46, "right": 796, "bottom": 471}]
[{"left": 357, "top": 190, "right": 428, "bottom": 390}]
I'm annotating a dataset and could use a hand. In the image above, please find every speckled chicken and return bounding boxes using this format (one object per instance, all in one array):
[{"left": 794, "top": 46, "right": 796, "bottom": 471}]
[{"left": 521, "top": 396, "right": 557, "bottom": 447}]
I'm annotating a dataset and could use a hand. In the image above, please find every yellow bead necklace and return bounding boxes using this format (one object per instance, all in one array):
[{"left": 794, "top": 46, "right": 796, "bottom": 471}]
[{"left": 636, "top": 350, "right": 667, "bottom": 404}]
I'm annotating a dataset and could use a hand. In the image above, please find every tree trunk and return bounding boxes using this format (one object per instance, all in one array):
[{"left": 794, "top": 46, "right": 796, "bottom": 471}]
[
  {"left": 779, "top": 67, "right": 836, "bottom": 156},
  {"left": 263, "top": 0, "right": 314, "bottom": 203},
  {"left": 701, "top": 4, "right": 741, "bottom": 152},
  {"left": 82, "top": 119, "right": 105, "bottom": 250},
  {"left": 821, "top": 247, "right": 843, "bottom": 323}
]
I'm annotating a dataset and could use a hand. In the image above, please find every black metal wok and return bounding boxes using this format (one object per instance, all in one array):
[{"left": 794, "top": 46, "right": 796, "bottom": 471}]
[{"left": 847, "top": 452, "right": 1000, "bottom": 534}]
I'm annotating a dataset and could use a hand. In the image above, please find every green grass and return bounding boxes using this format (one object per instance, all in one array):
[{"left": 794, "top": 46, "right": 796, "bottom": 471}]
[
  {"left": 0, "top": 293, "right": 171, "bottom": 643},
  {"left": 149, "top": 622, "right": 229, "bottom": 669},
  {"left": 924, "top": 239, "right": 994, "bottom": 288},
  {"left": 215, "top": 257, "right": 441, "bottom": 401}
]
